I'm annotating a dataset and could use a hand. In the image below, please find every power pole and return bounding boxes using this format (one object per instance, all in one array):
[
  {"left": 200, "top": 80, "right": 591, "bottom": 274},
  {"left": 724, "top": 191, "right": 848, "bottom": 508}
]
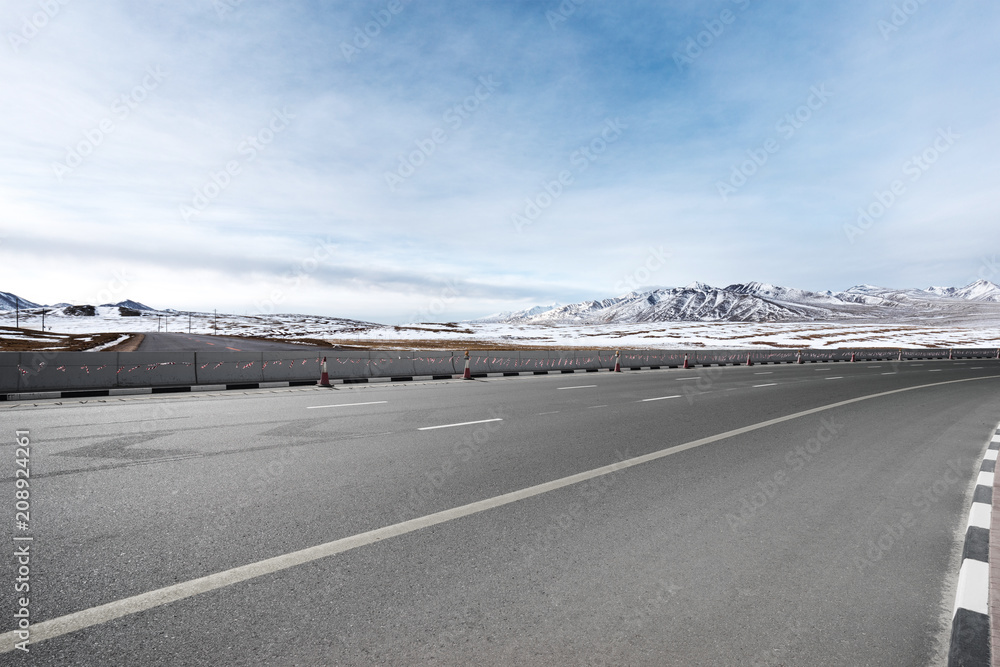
[
  {"left": 15, "top": 296, "right": 19, "bottom": 329},
  {"left": 188, "top": 312, "right": 191, "bottom": 333},
  {"left": 214, "top": 309, "right": 217, "bottom": 333}
]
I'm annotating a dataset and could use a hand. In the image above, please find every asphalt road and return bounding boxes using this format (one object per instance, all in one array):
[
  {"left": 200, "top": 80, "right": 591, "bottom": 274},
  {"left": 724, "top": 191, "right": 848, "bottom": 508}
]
[
  {"left": 2, "top": 359, "right": 1000, "bottom": 665},
  {"left": 137, "top": 332, "right": 321, "bottom": 352}
]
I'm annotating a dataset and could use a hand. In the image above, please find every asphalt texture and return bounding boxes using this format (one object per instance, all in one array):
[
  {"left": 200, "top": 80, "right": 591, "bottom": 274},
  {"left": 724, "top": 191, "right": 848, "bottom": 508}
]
[
  {"left": 2, "top": 358, "right": 1000, "bottom": 665},
  {"left": 137, "top": 332, "right": 321, "bottom": 352}
]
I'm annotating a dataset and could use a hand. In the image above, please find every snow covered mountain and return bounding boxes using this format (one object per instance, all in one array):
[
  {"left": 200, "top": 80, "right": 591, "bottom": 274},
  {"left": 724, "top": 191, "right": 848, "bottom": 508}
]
[
  {"left": 476, "top": 303, "right": 562, "bottom": 323},
  {"left": 99, "top": 299, "right": 155, "bottom": 310},
  {"left": 474, "top": 280, "right": 1000, "bottom": 324},
  {"left": 0, "top": 291, "right": 42, "bottom": 310}
]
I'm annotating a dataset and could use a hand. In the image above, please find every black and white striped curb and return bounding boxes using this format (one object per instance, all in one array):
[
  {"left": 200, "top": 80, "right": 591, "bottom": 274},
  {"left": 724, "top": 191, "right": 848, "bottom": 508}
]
[
  {"left": 0, "top": 367, "right": 656, "bottom": 402},
  {"left": 948, "top": 423, "right": 999, "bottom": 667}
]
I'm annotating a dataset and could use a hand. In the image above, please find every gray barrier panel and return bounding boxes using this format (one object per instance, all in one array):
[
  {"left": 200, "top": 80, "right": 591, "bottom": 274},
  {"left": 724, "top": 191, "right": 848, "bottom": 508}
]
[
  {"left": 0, "top": 354, "right": 18, "bottom": 393},
  {"left": 262, "top": 352, "right": 322, "bottom": 382},
  {"left": 412, "top": 352, "right": 457, "bottom": 376},
  {"left": 574, "top": 350, "right": 604, "bottom": 370},
  {"left": 116, "top": 352, "right": 198, "bottom": 387},
  {"left": 369, "top": 352, "right": 416, "bottom": 378},
  {"left": 322, "top": 350, "right": 370, "bottom": 379},
  {"left": 17, "top": 351, "right": 119, "bottom": 392},
  {"left": 194, "top": 352, "right": 265, "bottom": 384}
]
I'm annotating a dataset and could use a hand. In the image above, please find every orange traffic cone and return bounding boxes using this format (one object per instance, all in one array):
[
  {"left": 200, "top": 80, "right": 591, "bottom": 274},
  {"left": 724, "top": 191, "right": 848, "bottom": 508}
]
[
  {"left": 850, "top": 352, "right": 856, "bottom": 362},
  {"left": 318, "top": 356, "right": 331, "bottom": 387}
]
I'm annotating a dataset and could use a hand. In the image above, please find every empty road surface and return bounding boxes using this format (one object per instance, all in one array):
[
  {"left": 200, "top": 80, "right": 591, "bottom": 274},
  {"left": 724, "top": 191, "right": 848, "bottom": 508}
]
[
  {"left": 2, "top": 358, "right": 999, "bottom": 664},
  {"left": 137, "top": 332, "right": 323, "bottom": 352}
]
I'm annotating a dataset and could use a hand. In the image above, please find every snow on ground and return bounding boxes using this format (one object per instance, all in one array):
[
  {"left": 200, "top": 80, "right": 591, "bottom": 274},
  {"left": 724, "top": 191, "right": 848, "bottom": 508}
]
[
  {"left": 337, "top": 321, "right": 1000, "bottom": 349},
  {"left": 1, "top": 308, "right": 998, "bottom": 350}
]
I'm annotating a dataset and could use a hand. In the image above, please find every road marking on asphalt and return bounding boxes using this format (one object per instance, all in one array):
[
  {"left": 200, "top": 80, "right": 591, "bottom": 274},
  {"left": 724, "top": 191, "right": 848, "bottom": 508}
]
[
  {"left": 6, "top": 373, "right": 1000, "bottom": 653},
  {"left": 825, "top": 377, "right": 843, "bottom": 380},
  {"left": 418, "top": 418, "right": 503, "bottom": 431},
  {"left": 753, "top": 383, "right": 777, "bottom": 388},
  {"left": 640, "top": 395, "right": 681, "bottom": 402},
  {"left": 537, "top": 411, "right": 560, "bottom": 415},
  {"left": 867, "top": 366, "right": 881, "bottom": 368},
  {"left": 753, "top": 372, "right": 772, "bottom": 375},
  {"left": 972, "top": 367, "right": 984, "bottom": 369},
  {"left": 881, "top": 372, "right": 896, "bottom": 375},
  {"left": 675, "top": 377, "right": 699, "bottom": 381},
  {"left": 225, "top": 346, "right": 242, "bottom": 351},
  {"left": 587, "top": 405, "right": 608, "bottom": 409},
  {"left": 557, "top": 385, "right": 597, "bottom": 390},
  {"left": 928, "top": 369, "right": 942, "bottom": 372},
  {"left": 307, "top": 401, "right": 388, "bottom": 410}
]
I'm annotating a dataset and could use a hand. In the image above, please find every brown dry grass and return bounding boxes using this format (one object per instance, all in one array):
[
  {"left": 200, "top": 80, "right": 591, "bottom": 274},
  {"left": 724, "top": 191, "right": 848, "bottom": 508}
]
[{"left": 0, "top": 327, "right": 131, "bottom": 352}]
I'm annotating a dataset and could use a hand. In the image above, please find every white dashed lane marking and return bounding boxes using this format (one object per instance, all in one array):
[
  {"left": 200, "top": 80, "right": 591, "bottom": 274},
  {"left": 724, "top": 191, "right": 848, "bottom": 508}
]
[
  {"left": 418, "top": 418, "right": 503, "bottom": 431},
  {"left": 753, "top": 383, "right": 778, "bottom": 388},
  {"left": 307, "top": 401, "right": 388, "bottom": 409},
  {"left": 557, "top": 385, "right": 597, "bottom": 390},
  {"left": 640, "top": 395, "right": 681, "bottom": 402}
]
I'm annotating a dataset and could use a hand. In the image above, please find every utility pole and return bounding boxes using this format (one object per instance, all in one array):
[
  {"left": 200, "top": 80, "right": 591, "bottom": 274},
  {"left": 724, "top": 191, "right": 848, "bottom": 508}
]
[
  {"left": 214, "top": 309, "right": 217, "bottom": 333},
  {"left": 15, "top": 296, "right": 19, "bottom": 329},
  {"left": 157, "top": 315, "right": 161, "bottom": 332},
  {"left": 41, "top": 309, "right": 48, "bottom": 332},
  {"left": 188, "top": 312, "right": 191, "bottom": 334}
]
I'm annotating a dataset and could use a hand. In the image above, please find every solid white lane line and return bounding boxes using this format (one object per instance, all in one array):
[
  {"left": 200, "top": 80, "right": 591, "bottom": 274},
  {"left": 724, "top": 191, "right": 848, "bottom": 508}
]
[
  {"left": 6, "top": 373, "right": 1000, "bottom": 653},
  {"left": 640, "top": 395, "right": 681, "bottom": 402},
  {"left": 881, "top": 372, "right": 896, "bottom": 375},
  {"left": 557, "top": 385, "right": 597, "bottom": 390},
  {"left": 537, "top": 411, "right": 560, "bottom": 415},
  {"left": 928, "top": 369, "right": 942, "bottom": 372},
  {"left": 675, "top": 377, "right": 699, "bottom": 381},
  {"left": 587, "top": 405, "right": 608, "bottom": 409},
  {"left": 825, "top": 377, "right": 843, "bottom": 380},
  {"left": 753, "top": 372, "right": 772, "bottom": 375},
  {"left": 972, "top": 367, "right": 984, "bottom": 369},
  {"left": 307, "top": 401, "right": 388, "bottom": 409},
  {"left": 418, "top": 418, "right": 503, "bottom": 431},
  {"left": 753, "top": 383, "right": 777, "bottom": 388}
]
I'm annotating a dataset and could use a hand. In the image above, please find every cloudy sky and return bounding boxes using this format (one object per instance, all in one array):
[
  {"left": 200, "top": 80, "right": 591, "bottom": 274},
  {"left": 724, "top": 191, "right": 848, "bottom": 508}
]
[{"left": 1, "top": 0, "right": 997, "bottom": 323}]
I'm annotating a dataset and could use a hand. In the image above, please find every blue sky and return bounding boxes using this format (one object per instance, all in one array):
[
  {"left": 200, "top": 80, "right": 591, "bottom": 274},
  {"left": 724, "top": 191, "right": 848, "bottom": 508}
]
[{"left": 1, "top": 0, "right": 997, "bottom": 323}]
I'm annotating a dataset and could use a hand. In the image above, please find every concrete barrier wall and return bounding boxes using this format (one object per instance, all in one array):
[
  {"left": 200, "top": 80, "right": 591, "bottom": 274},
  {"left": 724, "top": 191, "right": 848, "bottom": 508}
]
[{"left": 1, "top": 346, "right": 997, "bottom": 394}]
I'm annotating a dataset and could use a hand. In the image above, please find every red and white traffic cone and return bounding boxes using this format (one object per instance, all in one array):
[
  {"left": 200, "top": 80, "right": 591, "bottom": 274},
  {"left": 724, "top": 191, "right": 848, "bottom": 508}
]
[
  {"left": 746, "top": 353, "right": 753, "bottom": 367},
  {"left": 850, "top": 352, "right": 856, "bottom": 363},
  {"left": 898, "top": 349, "right": 902, "bottom": 361},
  {"left": 948, "top": 348, "right": 953, "bottom": 360},
  {"left": 318, "top": 356, "right": 331, "bottom": 387},
  {"left": 683, "top": 353, "right": 689, "bottom": 369},
  {"left": 613, "top": 350, "right": 621, "bottom": 372},
  {"left": 463, "top": 350, "right": 472, "bottom": 380},
  {"left": 796, "top": 350, "right": 803, "bottom": 364}
]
